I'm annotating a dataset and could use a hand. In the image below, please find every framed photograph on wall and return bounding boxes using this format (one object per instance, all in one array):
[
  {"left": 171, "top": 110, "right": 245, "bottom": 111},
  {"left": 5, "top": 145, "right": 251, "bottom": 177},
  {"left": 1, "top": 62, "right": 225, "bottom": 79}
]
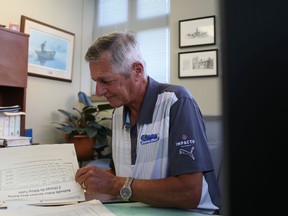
[
  {"left": 9, "top": 23, "right": 20, "bottom": 32},
  {"left": 178, "top": 49, "right": 218, "bottom": 78},
  {"left": 179, "top": 15, "right": 216, "bottom": 48},
  {"left": 20, "top": 15, "right": 75, "bottom": 82}
]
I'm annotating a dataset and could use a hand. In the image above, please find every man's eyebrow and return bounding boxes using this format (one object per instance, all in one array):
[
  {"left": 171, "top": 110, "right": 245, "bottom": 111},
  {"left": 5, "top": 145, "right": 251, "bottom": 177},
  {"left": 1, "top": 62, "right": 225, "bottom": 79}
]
[{"left": 98, "top": 76, "right": 113, "bottom": 80}]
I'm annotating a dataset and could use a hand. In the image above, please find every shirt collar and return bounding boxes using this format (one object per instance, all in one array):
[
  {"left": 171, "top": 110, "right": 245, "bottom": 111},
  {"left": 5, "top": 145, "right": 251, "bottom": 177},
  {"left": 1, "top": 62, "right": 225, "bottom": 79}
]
[{"left": 123, "top": 76, "right": 159, "bottom": 127}]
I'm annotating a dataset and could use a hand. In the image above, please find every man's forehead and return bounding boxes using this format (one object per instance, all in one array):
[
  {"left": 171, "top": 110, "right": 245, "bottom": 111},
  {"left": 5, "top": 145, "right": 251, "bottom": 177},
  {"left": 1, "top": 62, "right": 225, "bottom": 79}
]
[{"left": 92, "top": 71, "right": 122, "bottom": 81}]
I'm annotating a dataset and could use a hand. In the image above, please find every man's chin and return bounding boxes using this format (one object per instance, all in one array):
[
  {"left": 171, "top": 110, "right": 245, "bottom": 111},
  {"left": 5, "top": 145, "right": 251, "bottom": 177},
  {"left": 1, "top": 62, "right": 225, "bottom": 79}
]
[{"left": 106, "top": 98, "right": 120, "bottom": 108}]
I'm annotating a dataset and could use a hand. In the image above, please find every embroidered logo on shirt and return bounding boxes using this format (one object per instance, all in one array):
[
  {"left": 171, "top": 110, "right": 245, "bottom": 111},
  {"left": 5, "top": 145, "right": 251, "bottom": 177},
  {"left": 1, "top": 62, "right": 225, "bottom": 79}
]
[
  {"left": 176, "top": 134, "right": 196, "bottom": 160},
  {"left": 175, "top": 134, "right": 195, "bottom": 147},
  {"left": 179, "top": 147, "right": 195, "bottom": 160},
  {"left": 140, "top": 133, "right": 159, "bottom": 145}
]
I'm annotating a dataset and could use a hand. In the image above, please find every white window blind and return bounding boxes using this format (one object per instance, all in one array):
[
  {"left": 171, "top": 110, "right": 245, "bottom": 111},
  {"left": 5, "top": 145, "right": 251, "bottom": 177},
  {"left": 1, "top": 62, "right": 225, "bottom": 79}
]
[{"left": 93, "top": 0, "right": 170, "bottom": 84}]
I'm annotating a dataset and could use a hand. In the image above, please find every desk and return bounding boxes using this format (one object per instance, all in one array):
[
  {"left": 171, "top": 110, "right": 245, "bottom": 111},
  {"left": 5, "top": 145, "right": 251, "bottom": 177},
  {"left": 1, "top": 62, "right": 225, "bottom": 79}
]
[
  {"left": 105, "top": 202, "right": 211, "bottom": 216},
  {"left": 86, "top": 193, "right": 218, "bottom": 216},
  {"left": 0, "top": 194, "right": 217, "bottom": 216}
]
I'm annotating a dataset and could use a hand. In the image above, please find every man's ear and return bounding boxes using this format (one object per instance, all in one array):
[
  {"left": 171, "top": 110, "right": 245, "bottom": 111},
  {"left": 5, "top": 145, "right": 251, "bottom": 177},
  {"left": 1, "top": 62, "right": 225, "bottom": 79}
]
[{"left": 132, "top": 62, "right": 144, "bottom": 76}]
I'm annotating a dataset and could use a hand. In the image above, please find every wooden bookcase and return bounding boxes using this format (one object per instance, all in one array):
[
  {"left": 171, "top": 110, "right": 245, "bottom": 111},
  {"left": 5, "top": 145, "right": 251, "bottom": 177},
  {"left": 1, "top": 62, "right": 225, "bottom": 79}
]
[{"left": 0, "top": 27, "right": 29, "bottom": 136}]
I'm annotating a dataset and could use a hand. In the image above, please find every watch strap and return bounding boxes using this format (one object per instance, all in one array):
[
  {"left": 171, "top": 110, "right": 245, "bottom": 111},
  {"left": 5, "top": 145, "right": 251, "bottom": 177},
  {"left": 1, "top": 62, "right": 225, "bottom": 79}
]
[{"left": 125, "top": 177, "right": 134, "bottom": 187}]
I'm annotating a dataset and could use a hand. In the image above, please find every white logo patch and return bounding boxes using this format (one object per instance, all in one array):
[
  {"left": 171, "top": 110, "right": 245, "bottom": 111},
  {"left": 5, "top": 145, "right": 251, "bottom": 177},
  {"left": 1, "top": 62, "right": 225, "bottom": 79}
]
[{"left": 179, "top": 146, "right": 195, "bottom": 160}]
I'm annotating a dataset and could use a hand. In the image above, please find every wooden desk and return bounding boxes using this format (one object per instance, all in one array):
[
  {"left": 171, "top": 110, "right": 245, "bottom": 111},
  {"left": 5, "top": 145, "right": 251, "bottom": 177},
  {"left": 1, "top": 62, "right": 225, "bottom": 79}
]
[{"left": 86, "top": 193, "right": 220, "bottom": 216}]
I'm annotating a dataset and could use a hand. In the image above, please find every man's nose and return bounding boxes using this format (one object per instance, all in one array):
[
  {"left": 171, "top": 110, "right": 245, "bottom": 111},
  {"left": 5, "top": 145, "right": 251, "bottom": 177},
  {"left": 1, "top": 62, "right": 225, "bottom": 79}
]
[{"left": 96, "top": 82, "right": 106, "bottom": 96}]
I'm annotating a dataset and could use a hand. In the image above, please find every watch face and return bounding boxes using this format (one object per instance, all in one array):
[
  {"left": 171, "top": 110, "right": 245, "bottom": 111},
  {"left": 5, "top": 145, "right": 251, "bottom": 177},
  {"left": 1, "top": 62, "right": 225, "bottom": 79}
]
[{"left": 121, "top": 187, "right": 131, "bottom": 198}]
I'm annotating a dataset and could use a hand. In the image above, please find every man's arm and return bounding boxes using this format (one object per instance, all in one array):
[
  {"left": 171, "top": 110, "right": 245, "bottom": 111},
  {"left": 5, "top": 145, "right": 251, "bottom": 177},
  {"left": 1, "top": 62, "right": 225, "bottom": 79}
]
[
  {"left": 127, "top": 172, "right": 202, "bottom": 209},
  {"left": 75, "top": 166, "right": 202, "bottom": 209}
]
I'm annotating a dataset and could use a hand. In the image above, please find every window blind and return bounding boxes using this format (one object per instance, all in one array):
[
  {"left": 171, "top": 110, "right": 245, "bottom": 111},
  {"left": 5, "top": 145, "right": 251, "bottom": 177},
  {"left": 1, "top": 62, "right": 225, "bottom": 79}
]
[{"left": 93, "top": 0, "right": 170, "bottom": 85}]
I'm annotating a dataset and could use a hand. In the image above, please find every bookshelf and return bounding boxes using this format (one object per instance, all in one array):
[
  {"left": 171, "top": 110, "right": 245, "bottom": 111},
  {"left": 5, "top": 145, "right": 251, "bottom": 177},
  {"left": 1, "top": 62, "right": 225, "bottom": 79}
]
[{"left": 0, "top": 27, "right": 29, "bottom": 136}]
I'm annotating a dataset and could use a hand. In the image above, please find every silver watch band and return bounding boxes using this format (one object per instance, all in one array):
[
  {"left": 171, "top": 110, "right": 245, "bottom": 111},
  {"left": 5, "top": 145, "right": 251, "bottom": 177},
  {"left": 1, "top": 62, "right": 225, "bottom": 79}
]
[{"left": 125, "top": 177, "right": 134, "bottom": 186}]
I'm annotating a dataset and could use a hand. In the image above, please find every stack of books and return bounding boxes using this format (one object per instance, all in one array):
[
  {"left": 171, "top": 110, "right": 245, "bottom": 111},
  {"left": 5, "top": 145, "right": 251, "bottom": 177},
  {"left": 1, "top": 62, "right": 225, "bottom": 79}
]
[
  {"left": 0, "top": 135, "right": 32, "bottom": 147},
  {"left": 0, "top": 105, "right": 25, "bottom": 136},
  {"left": 0, "top": 105, "right": 21, "bottom": 112}
]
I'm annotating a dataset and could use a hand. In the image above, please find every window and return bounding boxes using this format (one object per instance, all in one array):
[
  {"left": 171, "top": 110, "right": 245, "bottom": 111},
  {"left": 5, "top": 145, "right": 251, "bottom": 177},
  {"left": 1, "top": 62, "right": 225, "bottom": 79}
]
[{"left": 92, "top": 0, "right": 170, "bottom": 92}]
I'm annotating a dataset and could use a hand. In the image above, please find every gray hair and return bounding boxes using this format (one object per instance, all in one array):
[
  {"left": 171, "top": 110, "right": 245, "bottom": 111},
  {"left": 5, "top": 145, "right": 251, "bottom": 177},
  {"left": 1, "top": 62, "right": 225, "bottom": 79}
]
[{"left": 85, "top": 31, "right": 146, "bottom": 77}]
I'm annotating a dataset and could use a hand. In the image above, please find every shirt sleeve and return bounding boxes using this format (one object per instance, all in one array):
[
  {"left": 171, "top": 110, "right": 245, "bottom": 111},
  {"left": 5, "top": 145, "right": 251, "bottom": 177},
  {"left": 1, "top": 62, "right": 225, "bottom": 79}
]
[{"left": 167, "top": 97, "right": 214, "bottom": 176}]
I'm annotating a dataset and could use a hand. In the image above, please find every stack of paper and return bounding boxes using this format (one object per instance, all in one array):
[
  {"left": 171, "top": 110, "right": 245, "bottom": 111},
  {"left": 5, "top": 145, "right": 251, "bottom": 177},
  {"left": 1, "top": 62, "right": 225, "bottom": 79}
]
[
  {"left": 0, "top": 144, "right": 118, "bottom": 215},
  {"left": 0, "top": 200, "right": 116, "bottom": 216},
  {"left": 0, "top": 136, "right": 31, "bottom": 147},
  {"left": 0, "top": 105, "right": 21, "bottom": 112}
]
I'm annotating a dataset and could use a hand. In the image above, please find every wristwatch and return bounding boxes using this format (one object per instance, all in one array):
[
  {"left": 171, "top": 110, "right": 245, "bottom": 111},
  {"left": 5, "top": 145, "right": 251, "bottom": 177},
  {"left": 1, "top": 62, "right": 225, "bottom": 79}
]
[{"left": 120, "top": 177, "right": 134, "bottom": 201}]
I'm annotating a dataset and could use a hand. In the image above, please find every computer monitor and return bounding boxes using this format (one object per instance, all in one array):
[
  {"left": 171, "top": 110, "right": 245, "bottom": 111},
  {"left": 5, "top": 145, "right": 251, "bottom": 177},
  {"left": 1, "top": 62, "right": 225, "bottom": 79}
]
[{"left": 221, "top": 0, "right": 286, "bottom": 215}]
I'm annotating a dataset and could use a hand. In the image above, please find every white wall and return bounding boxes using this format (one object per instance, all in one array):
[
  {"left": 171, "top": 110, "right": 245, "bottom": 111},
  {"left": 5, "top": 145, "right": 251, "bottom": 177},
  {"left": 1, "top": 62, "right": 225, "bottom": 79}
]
[{"left": 1, "top": 0, "right": 221, "bottom": 145}]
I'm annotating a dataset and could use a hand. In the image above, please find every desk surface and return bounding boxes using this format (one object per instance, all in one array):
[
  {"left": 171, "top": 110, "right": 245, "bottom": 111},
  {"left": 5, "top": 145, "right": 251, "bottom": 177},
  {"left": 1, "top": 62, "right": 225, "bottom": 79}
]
[
  {"left": 86, "top": 193, "right": 217, "bottom": 216},
  {"left": 0, "top": 194, "right": 216, "bottom": 216},
  {"left": 105, "top": 202, "right": 211, "bottom": 216}
]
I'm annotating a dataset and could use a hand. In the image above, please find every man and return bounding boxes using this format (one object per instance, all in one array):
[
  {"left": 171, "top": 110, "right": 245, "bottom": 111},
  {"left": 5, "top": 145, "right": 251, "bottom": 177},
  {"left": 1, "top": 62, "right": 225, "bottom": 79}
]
[
  {"left": 75, "top": 31, "right": 222, "bottom": 214},
  {"left": 41, "top": 41, "right": 46, "bottom": 53}
]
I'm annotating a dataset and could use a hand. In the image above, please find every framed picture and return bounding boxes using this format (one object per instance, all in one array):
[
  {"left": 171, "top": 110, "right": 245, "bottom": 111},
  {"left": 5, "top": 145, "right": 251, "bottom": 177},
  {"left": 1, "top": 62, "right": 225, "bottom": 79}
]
[
  {"left": 20, "top": 15, "right": 75, "bottom": 82},
  {"left": 179, "top": 15, "right": 216, "bottom": 48},
  {"left": 178, "top": 49, "right": 218, "bottom": 78},
  {"left": 9, "top": 23, "right": 20, "bottom": 32}
]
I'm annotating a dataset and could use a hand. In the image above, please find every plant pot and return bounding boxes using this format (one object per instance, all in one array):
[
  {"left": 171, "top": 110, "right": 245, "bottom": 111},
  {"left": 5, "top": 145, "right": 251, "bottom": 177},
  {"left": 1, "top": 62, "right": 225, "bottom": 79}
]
[{"left": 66, "top": 134, "right": 95, "bottom": 161}]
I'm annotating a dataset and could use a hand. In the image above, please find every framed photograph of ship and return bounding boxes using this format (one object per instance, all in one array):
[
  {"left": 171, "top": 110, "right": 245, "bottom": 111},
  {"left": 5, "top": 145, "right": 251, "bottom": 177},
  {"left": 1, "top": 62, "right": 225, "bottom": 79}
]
[
  {"left": 178, "top": 49, "right": 218, "bottom": 78},
  {"left": 179, "top": 16, "right": 216, "bottom": 48},
  {"left": 20, "top": 15, "right": 75, "bottom": 82}
]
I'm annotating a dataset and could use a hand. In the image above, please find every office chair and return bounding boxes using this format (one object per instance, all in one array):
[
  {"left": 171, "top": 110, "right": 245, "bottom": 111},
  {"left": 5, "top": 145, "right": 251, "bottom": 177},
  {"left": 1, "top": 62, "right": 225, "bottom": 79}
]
[{"left": 203, "top": 115, "right": 224, "bottom": 214}]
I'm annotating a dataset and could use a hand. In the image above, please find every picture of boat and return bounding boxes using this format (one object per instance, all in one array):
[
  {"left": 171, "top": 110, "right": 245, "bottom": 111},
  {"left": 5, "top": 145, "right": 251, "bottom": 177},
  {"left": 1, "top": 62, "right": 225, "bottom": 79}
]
[
  {"left": 27, "top": 33, "right": 68, "bottom": 69},
  {"left": 35, "top": 50, "right": 56, "bottom": 60}
]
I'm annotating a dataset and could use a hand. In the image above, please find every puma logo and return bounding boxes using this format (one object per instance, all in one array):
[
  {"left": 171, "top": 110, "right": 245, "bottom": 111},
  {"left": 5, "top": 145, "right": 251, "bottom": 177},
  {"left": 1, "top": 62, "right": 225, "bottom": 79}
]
[{"left": 179, "top": 146, "right": 195, "bottom": 160}]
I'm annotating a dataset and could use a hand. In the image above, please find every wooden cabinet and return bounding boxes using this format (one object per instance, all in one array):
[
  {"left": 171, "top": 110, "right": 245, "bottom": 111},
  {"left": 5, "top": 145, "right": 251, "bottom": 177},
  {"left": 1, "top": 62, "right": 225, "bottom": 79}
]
[{"left": 0, "top": 27, "right": 29, "bottom": 136}]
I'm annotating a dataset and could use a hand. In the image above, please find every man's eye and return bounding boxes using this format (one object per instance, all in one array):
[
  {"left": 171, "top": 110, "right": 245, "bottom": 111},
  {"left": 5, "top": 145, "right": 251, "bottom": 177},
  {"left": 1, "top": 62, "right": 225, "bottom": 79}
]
[
  {"left": 100, "top": 80, "right": 114, "bottom": 85},
  {"left": 105, "top": 80, "right": 114, "bottom": 84}
]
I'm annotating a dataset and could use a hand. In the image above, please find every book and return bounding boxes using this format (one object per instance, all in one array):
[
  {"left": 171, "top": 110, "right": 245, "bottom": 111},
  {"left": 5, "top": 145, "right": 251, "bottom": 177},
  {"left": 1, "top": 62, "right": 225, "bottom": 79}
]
[{"left": 0, "top": 136, "right": 32, "bottom": 147}]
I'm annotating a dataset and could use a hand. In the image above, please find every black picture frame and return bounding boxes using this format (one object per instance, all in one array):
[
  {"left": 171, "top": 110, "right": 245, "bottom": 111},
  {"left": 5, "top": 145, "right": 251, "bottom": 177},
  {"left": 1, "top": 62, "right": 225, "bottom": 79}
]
[
  {"left": 179, "top": 15, "right": 216, "bottom": 48},
  {"left": 178, "top": 49, "right": 218, "bottom": 78}
]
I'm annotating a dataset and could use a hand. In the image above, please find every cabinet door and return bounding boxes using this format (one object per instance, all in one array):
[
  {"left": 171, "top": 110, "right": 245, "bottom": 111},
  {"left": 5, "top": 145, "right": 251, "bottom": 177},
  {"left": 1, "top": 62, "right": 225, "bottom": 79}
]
[
  {"left": 0, "top": 27, "right": 29, "bottom": 136},
  {"left": 0, "top": 27, "right": 29, "bottom": 87}
]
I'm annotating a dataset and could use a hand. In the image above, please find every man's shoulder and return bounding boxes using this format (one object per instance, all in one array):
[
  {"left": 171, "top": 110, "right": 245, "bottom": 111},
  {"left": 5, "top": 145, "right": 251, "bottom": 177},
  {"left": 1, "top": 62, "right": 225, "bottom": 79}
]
[{"left": 158, "top": 83, "right": 192, "bottom": 99}]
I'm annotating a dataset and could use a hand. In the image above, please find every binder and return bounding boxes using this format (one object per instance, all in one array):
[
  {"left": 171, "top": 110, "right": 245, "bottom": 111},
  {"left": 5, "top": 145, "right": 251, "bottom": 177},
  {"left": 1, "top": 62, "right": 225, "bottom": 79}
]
[
  {"left": 0, "top": 113, "right": 9, "bottom": 136},
  {"left": 2, "top": 111, "right": 25, "bottom": 136},
  {"left": 15, "top": 114, "right": 21, "bottom": 136},
  {"left": 8, "top": 115, "right": 15, "bottom": 136}
]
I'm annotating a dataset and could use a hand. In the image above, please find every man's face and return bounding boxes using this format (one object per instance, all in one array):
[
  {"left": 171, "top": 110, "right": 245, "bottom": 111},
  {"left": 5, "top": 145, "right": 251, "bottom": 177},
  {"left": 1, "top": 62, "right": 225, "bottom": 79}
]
[{"left": 89, "top": 55, "right": 136, "bottom": 108}]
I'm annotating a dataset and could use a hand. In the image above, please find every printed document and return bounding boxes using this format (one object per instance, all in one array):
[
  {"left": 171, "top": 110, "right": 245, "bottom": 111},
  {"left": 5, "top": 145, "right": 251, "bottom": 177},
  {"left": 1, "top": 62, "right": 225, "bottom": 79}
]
[
  {"left": 0, "top": 143, "right": 85, "bottom": 207},
  {"left": 0, "top": 199, "right": 116, "bottom": 216}
]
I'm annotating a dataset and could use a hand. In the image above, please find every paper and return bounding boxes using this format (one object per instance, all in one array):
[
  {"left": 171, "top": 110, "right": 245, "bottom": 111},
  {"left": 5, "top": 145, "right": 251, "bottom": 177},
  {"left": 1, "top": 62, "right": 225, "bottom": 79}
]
[
  {"left": 0, "top": 199, "right": 116, "bottom": 216},
  {"left": 0, "top": 105, "right": 21, "bottom": 112},
  {"left": 0, "top": 136, "right": 31, "bottom": 147},
  {"left": 0, "top": 144, "right": 85, "bottom": 207}
]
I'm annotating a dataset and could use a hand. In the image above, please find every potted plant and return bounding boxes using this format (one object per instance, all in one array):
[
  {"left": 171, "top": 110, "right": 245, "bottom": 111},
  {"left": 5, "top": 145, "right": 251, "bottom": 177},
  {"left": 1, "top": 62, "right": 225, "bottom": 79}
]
[{"left": 54, "top": 91, "right": 114, "bottom": 161}]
